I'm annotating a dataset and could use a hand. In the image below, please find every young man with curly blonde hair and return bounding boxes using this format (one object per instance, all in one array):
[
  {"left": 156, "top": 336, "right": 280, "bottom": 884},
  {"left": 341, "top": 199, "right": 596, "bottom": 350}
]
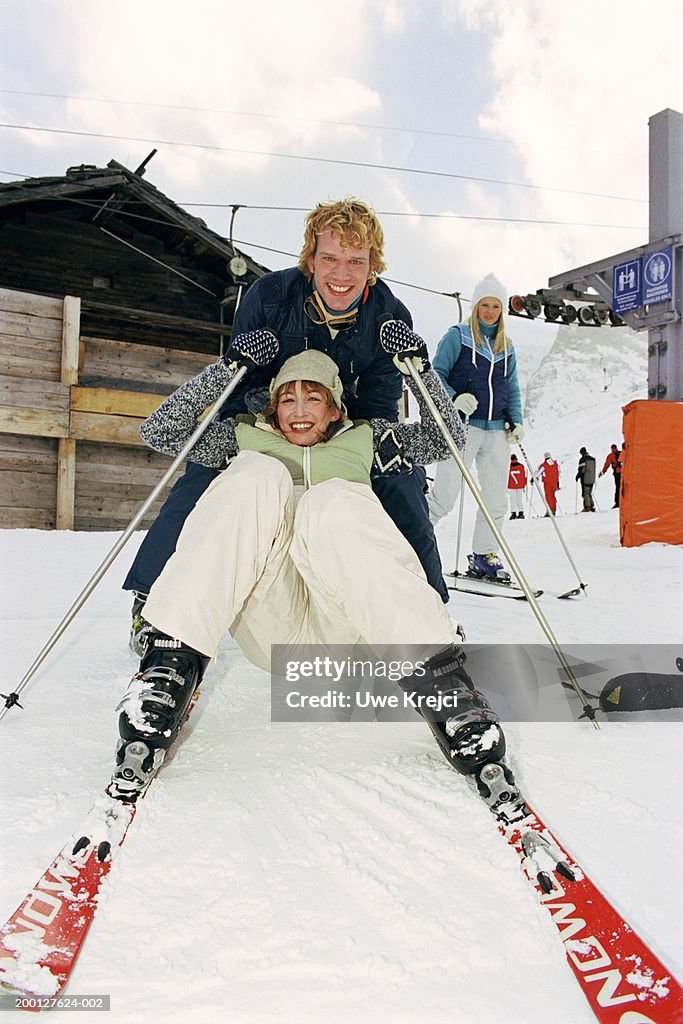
[
  {"left": 298, "top": 197, "right": 388, "bottom": 278},
  {"left": 124, "top": 198, "right": 448, "bottom": 636}
]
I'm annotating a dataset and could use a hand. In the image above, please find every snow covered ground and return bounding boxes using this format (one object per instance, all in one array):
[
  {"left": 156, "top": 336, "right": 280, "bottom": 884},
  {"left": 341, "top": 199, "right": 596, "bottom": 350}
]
[{"left": 1, "top": 376, "right": 682, "bottom": 1023}]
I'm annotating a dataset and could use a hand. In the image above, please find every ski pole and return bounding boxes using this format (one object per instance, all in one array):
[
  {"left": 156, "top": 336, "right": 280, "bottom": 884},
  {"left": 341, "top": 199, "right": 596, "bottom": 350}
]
[
  {"left": 1, "top": 359, "right": 258, "bottom": 721},
  {"left": 454, "top": 473, "right": 466, "bottom": 574},
  {"left": 452, "top": 419, "right": 468, "bottom": 575},
  {"left": 379, "top": 333, "right": 597, "bottom": 723},
  {"left": 516, "top": 443, "right": 587, "bottom": 595}
]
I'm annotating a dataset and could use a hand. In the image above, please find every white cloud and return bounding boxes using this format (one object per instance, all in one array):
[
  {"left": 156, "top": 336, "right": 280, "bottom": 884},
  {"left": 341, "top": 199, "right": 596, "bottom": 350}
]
[
  {"left": 16, "top": 0, "right": 389, "bottom": 192},
  {"left": 3, "top": 0, "right": 679, "bottom": 343},
  {"left": 72, "top": 4, "right": 377, "bottom": 126},
  {"left": 452, "top": 0, "right": 681, "bottom": 206},
  {"left": 393, "top": 0, "right": 682, "bottom": 324}
]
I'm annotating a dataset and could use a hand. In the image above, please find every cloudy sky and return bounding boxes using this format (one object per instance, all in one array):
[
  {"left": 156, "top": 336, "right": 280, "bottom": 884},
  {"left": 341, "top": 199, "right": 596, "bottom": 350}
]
[{"left": 1, "top": 0, "right": 681, "bottom": 345}]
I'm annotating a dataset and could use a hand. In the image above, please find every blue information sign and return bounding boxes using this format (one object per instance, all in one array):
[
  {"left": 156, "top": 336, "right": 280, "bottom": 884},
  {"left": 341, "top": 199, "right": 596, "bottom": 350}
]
[
  {"left": 643, "top": 246, "right": 673, "bottom": 305},
  {"left": 613, "top": 259, "right": 642, "bottom": 313}
]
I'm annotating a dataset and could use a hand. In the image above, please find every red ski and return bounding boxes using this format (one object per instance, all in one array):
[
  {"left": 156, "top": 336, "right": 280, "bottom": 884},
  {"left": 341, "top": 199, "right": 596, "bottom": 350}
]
[
  {"left": 0, "top": 793, "right": 136, "bottom": 1001},
  {"left": 499, "top": 798, "right": 683, "bottom": 1024},
  {"left": 1, "top": 767, "right": 681, "bottom": 1023}
]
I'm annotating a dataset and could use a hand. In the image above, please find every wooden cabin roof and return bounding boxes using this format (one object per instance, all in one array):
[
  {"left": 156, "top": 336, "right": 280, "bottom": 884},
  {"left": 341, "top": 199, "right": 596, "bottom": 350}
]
[
  {"left": 0, "top": 159, "right": 272, "bottom": 353},
  {"left": 0, "top": 158, "right": 268, "bottom": 284}
]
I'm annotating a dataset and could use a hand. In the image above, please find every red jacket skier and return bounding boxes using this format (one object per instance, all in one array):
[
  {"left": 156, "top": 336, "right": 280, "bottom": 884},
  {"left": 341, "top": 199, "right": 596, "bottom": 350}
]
[
  {"left": 537, "top": 453, "right": 560, "bottom": 515},
  {"left": 599, "top": 443, "right": 623, "bottom": 508},
  {"left": 507, "top": 454, "right": 527, "bottom": 519}
]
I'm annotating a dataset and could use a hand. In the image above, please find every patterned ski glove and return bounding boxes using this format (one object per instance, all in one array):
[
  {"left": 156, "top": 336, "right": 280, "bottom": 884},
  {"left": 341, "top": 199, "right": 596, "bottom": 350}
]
[
  {"left": 378, "top": 319, "right": 431, "bottom": 375},
  {"left": 506, "top": 424, "right": 525, "bottom": 444},
  {"left": 223, "top": 329, "right": 279, "bottom": 373}
]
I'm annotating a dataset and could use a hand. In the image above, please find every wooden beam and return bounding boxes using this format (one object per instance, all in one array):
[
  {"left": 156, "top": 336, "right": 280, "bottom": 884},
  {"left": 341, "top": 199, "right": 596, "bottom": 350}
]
[
  {"left": 82, "top": 298, "right": 227, "bottom": 335},
  {"left": 0, "top": 287, "right": 64, "bottom": 318},
  {"left": 0, "top": 374, "right": 69, "bottom": 438},
  {"left": 0, "top": 337, "right": 62, "bottom": 381},
  {"left": 0, "top": 507, "right": 56, "bottom": 529},
  {"left": 70, "top": 385, "right": 166, "bottom": 418},
  {"left": 0, "top": 435, "right": 58, "bottom": 473},
  {"left": 0, "top": 375, "right": 69, "bottom": 410},
  {"left": 0, "top": 309, "right": 63, "bottom": 341},
  {"left": 61, "top": 295, "right": 81, "bottom": 385},
  {"left": 0, "top": 406, "right": 69, "bottom": 438},
  {"left": 80, "top": 335, "right": 209, "bottom": 391},
  {"left": 58, "top": 297, "right": 80, "bottom": 527},
  {"left": 0, "top": 470, "right": 57, "bottom": 508},
  {"left": 56, "top": 437, "right": 76, "bottom": 529},
  {"left": 69, "top": 410, "right": 147, "bottom": 446}
]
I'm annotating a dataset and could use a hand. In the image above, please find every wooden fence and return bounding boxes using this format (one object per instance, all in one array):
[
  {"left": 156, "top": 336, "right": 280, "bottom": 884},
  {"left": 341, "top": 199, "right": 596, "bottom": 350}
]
[{"left": 0, "top": 287, "right": 211, "bottom": 530}]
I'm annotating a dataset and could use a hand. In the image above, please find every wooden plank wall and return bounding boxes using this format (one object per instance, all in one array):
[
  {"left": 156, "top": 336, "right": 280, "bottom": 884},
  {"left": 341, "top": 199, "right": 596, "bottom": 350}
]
[
  {"left": 1, "top": 216, "right": 223, "bottom": 333},
  {"left": 0, "top": 287, "right": 211, "bottom": 530}
]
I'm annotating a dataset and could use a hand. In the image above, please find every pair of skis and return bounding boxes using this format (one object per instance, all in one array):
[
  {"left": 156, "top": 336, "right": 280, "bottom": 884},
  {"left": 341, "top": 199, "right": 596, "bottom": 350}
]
[
  {"left": 447, "top": 569, "right": 582, "bottom": 601},
  {"left": 1, "top": 758, "right": 681, "bottom": 1022}
]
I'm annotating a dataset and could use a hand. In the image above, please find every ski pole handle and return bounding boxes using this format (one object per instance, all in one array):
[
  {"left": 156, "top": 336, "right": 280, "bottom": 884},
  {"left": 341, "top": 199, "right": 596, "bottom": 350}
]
[{"left": 378, "top": 318, "right": 430, "bottom": 374}]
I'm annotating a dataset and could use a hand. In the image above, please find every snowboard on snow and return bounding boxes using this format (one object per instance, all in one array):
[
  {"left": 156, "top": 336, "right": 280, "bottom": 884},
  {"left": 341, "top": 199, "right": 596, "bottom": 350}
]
[{"left": 600, "top": 658, "right": 683, "bottom": 712}]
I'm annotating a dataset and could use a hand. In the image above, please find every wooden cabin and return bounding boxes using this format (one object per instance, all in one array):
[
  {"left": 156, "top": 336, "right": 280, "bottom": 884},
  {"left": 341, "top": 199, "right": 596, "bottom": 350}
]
[{"left": 0, "top": 159, "right": 268, "bottom": 530}]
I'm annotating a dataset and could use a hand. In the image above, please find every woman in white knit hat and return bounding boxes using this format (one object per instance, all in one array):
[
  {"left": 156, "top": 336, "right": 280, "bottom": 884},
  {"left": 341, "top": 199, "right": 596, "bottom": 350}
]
[{"left": 426, "top": 273, "right": 524, "bottom": 582}]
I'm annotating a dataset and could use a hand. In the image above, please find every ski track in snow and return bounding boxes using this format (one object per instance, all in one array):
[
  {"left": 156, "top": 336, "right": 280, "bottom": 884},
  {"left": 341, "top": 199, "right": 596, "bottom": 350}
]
[{"left": 1, "top": 473, "right": 682, "bottom": 1024}]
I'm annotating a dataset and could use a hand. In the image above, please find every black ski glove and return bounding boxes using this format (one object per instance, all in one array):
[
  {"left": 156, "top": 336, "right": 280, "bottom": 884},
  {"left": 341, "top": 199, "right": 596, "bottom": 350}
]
[
  {"left": 378, "top": 319, "right": 430, "bottom": 374},
  {"left": 223, "top": 329, "right": 279, "bottom": 373}
]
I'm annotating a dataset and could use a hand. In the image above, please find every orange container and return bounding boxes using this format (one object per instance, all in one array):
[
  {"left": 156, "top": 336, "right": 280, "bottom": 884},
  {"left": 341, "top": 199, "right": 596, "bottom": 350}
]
[{"left": 620, "top": 399, "right": 683, "bottom": 546}]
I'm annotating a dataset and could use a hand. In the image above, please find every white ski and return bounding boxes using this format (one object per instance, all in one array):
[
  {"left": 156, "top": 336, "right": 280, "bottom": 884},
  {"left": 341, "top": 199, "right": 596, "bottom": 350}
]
[{"left": 446, "top": 573, "right": 543, "bottom": 600}]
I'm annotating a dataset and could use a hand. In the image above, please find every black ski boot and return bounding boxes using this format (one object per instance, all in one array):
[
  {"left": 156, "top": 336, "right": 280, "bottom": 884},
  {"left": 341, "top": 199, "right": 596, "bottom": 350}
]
[
  {"left": 399, "top": 646, "right": 524, "bottom": 820},
  {"left": 109, "top": 632, "right": 208, "bottom": 801}
]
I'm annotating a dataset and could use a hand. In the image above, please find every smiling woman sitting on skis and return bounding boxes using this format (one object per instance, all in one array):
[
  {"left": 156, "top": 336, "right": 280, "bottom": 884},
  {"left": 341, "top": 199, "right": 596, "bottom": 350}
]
[{"left": 110, "top": 325, "right": 512, "bottom": 810}]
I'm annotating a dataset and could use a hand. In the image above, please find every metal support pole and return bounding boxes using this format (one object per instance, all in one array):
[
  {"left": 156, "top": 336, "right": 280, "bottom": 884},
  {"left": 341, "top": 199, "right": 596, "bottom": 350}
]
[
  {"left": 404, "top": 359, "right": 597, "bottom": 724},
  {"left": 648, "top": 109, "right": 683, "bottom": 401},
  {"left": 1, "top": 365, "right": 249, "bottom": 721}
]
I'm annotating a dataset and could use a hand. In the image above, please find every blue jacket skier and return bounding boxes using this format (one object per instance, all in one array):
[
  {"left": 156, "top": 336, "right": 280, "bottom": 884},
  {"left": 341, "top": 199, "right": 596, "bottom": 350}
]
[{"left": 426, "top": 273, "right": 524, "bottom": 581}]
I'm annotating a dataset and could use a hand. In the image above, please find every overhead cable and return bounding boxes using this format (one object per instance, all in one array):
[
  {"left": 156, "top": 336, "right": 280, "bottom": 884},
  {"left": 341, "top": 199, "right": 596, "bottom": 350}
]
[{"left": 0, "top": 122, "right": 646, "bottom": 203}]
